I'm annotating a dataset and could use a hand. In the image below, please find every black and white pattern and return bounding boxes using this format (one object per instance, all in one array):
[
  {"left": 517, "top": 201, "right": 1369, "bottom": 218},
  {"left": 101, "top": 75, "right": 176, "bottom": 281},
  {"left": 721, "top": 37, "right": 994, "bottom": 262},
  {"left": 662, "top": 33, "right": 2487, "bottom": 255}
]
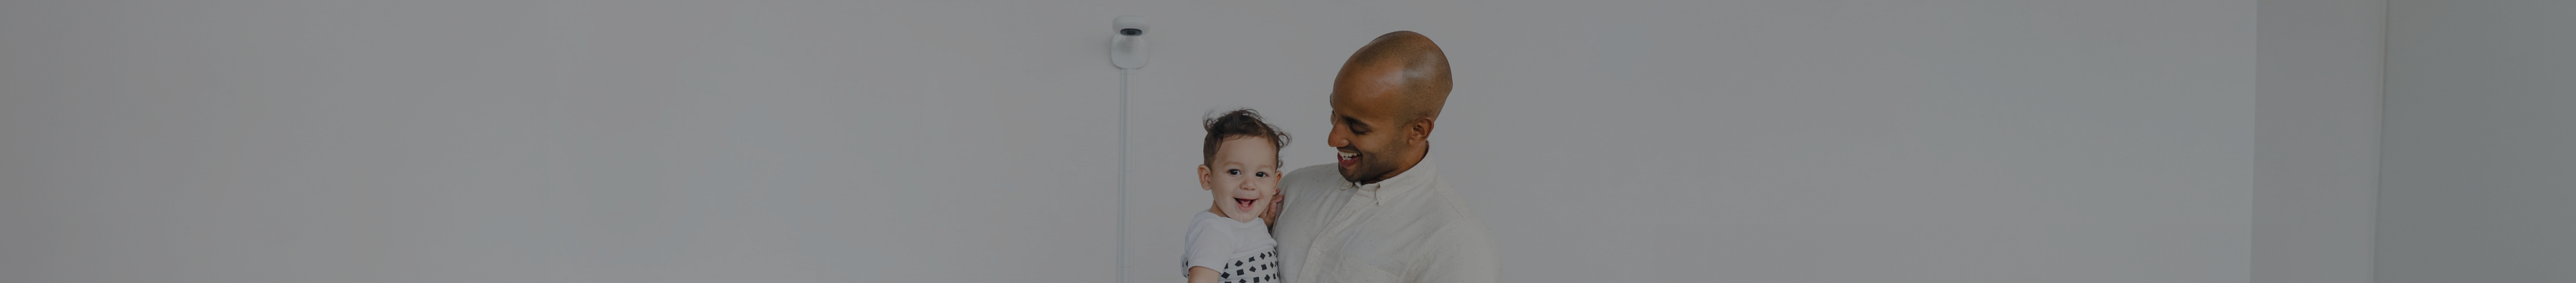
[
  {"left": 1213, "top": 250, "right": 1279, "bottom": 283},
  {"left": 1183, "top": 211, "right": 1280, "bottom": 282}
]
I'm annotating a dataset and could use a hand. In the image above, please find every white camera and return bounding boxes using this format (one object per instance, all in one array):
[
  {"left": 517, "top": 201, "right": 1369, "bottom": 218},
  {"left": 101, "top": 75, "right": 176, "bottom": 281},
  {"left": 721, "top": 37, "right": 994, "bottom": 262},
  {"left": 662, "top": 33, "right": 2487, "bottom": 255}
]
[
  {"left": 1113, "top": 15, "right": 1149, "bottom": 36},
  {"left": 1110, "top": 15, "right": 1148, "bottom": 69}
]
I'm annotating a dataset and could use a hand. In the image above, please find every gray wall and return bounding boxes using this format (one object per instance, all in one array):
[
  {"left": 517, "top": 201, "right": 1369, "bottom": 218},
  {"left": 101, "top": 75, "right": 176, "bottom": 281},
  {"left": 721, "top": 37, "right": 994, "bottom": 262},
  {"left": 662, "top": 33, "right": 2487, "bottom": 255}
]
[
  {"left": 2380, "top": 0, "right": 2576, "bottom": 282},
  {"left": 2254, "top": 0, "right": 2383, "bottom": 282},
  {"left": 0, "top": 1, "right": 1130, "bottom": 282},
  {"left": 0, "top": 1, "right": 2259, "bottom": 282},
  {"left": 1111, "top": 1, "right": 2256, "bottom": 282}
]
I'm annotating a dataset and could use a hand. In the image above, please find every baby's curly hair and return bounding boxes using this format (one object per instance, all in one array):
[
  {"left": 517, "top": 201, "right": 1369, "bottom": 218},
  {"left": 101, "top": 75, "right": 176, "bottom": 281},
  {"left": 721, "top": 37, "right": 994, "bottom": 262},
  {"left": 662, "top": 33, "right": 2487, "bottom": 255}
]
[{"left": 1202, "top": 108, "right": 1291, "bottom": 167}]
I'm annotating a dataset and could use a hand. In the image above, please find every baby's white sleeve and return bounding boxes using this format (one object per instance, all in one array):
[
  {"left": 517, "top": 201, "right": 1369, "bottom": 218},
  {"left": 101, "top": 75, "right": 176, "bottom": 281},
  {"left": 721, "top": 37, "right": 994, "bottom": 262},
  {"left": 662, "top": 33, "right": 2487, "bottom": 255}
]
[{"left": 1181, "top": 217, "right": 1235, "bottom": 277}]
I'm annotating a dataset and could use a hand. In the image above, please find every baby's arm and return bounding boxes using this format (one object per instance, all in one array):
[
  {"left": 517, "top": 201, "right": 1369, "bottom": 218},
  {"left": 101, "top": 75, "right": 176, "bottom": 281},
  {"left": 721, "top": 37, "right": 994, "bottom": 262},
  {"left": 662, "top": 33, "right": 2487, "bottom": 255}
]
[
  {"left": 1187, "top": 266, "right": 1223, "bottom": 283},
  {"left": 1184, "top": 217, "right": 1236, "bottom": 283}
]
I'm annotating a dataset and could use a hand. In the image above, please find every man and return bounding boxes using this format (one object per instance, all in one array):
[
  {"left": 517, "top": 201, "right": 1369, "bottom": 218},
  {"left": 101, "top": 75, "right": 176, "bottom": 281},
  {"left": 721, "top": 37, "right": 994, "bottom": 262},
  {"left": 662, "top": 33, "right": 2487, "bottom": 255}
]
[{"left": 1269, "top": 31, "right": 1496, "bottom": 283}]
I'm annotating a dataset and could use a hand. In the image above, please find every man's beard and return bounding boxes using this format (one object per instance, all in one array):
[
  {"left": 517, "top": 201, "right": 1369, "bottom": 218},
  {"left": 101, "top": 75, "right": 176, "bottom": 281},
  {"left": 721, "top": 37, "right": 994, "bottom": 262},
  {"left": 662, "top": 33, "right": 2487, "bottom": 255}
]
[{"left": 1337, "top": 147, "right": 1397, "bottom": 184}]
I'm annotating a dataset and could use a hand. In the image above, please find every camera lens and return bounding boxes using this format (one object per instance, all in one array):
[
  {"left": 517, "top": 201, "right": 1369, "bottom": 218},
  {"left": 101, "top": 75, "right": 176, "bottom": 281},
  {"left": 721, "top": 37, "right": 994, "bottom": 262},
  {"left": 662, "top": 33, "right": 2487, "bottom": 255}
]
[{"left": 1121, "top": 28, "right": 1142, "bottom": 35}]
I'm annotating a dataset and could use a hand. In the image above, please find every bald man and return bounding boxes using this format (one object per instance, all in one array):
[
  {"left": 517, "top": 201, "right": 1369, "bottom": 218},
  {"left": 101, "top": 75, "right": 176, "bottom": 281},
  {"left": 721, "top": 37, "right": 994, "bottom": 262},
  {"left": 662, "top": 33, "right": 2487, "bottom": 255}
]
[{"left": 1267, "top": 31, "right": 1497, "bottom": 283}]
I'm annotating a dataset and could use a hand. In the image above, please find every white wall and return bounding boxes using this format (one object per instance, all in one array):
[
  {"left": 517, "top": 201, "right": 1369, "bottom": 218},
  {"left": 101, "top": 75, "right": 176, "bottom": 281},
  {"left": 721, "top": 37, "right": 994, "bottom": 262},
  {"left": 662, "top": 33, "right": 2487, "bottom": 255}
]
[
  {"left": 1116, "top": 1, "right": 2253, "bottom": 282},
  {"left": 2379, "top": 1, "right": 2576, "bottom": 282},
  {"left": 0, "top": 1, "right": 2258, "bottom": 282},
  {"left": 2253, "top": 0, "right": 2383, "bottom": 282},
  {"left": 0, "top": 1, "right": 1132, "bottom": 282}
]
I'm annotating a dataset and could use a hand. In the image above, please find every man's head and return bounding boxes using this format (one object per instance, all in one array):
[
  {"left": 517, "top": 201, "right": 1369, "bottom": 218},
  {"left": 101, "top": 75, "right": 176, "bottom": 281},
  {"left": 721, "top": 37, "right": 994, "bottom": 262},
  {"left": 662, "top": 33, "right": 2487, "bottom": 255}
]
[
  {"left": 1327, "top": 31, "right": 1450, "bottom": 184},
  {"left": 1200, "top": 109, "right": 1290, "bottom": 222}
]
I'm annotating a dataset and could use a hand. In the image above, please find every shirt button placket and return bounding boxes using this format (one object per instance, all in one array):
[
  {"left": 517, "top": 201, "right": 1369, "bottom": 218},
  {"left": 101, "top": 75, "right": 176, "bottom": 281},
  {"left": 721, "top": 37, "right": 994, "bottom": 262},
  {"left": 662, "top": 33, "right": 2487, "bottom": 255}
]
[{"left": 1307, "top": 187, "right": 1375, "bottom": 282}]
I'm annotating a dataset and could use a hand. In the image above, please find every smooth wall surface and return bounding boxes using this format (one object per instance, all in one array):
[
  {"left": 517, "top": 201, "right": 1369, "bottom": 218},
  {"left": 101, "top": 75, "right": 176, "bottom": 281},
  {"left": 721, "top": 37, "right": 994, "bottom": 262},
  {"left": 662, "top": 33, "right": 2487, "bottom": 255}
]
[
  {"left": 1112, "top": 1, "right": 2253, "bottom": 282},
  {"left": 2380, "top": 1, "right": 2576, "bottom": 282},
  {"left": 0, "top": 1, "right": 1133, "bottom": 282},
  {"left": 0, "top": 1, "right": 2256, "bottom": 282},
  {"left": 2253, "top": 0, "right": 2382, "bottom": 282}
]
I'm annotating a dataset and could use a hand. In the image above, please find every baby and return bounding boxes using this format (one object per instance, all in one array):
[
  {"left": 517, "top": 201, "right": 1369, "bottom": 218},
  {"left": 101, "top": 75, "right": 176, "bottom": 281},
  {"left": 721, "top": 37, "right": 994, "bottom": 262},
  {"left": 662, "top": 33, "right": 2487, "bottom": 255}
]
[{"left": 1184, "top": 109, "right": 1289, "bottom": 283}]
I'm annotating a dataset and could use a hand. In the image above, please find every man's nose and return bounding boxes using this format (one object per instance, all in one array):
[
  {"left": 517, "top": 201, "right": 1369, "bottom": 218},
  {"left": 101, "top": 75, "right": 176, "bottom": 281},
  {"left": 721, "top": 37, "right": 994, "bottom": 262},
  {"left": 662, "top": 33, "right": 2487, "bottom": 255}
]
[{"left": 1327, "top": 127, "right": 1350, "bottom": 147}]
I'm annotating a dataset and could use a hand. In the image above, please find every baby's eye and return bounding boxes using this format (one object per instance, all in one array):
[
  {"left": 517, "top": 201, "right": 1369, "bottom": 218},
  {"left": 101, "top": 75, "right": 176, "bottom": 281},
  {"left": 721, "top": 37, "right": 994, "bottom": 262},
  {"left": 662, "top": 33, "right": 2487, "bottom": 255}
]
[
  {"left": 1255, "top": 172, "right": 1270, "bottom": 178},
  {"left": 1227, "top": 169, "right": 1240, "bottom": 176}
]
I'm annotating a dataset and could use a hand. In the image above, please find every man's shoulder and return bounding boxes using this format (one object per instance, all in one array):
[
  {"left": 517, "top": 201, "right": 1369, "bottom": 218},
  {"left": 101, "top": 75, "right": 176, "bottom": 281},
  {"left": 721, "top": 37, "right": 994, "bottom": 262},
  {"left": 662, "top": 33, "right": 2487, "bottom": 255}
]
[
  {"left": 1416, "top": 181, "right": 1478, "bottom": 217},
  {"left": 1414, "top": 184, "right": 1492, "bottom": 238},
  {"left": 1418, "top": 188, "right": 1497, "bottom": 253}
]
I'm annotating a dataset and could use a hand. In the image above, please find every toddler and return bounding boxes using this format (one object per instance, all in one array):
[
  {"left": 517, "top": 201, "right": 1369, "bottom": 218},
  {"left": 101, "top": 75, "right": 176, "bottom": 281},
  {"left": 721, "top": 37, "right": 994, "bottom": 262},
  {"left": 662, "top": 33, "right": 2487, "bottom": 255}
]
[{"left": 1183, "top": 109, "right": 1290, "bottom": 283}]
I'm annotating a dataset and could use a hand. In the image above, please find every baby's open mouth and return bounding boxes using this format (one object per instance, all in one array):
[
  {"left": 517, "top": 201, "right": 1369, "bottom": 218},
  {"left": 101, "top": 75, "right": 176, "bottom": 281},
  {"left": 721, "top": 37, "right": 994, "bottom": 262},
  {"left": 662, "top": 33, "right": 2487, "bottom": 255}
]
[{"left": 1235, "top": 197, "right": 1258, "bottom": 212}]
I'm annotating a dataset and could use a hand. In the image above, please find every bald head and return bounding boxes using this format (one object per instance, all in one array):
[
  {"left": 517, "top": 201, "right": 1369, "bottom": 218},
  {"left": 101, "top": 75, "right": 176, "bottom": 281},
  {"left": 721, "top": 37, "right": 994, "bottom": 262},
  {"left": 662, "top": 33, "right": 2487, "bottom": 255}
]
[
  {"left": 1324, "top": 31, "right": 1450, "bottom": 183},
  {"left": 1335, "top": 31, "right": 1452, "bottom": 122}
]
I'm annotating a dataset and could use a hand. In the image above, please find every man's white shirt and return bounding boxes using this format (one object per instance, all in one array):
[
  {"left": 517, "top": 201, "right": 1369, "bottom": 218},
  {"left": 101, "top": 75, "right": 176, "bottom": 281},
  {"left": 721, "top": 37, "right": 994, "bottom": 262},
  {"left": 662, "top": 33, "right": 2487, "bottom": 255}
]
[{"left": 1271, "top": 156, "right": 1497, "bottom": 283}]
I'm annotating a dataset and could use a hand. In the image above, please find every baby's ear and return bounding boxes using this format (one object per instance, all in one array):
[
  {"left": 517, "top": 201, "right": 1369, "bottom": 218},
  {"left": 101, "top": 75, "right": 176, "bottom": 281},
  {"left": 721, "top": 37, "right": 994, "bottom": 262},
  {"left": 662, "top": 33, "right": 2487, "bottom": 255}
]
[{"left": 1196, "top": 164, "right": 1213, "bottom": 190}]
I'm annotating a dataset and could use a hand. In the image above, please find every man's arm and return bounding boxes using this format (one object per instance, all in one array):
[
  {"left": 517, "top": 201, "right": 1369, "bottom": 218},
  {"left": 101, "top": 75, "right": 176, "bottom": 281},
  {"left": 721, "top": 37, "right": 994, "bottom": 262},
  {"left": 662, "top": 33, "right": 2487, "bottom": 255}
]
[{"left": 1414, "top": 224, "right": 1498, "bottom": 283}]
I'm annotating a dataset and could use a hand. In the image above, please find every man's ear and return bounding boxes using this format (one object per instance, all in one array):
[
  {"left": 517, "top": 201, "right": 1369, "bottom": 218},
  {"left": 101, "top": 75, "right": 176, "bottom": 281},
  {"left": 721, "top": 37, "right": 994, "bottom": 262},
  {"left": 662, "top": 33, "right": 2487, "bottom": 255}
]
[
  {"left": 1197, "top": 164, "right": 1213, "bottom": 191},
  {"left": 1406, "top": 116, "right": 1437, "bottom": 145}
]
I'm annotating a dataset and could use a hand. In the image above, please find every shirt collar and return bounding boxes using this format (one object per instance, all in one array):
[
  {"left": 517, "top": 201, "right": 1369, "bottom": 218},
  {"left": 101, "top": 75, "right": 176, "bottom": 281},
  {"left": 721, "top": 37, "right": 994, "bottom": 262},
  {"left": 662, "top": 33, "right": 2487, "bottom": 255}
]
[{"left": 1351, "top": 154, "right": 1437, "bottom": 205}]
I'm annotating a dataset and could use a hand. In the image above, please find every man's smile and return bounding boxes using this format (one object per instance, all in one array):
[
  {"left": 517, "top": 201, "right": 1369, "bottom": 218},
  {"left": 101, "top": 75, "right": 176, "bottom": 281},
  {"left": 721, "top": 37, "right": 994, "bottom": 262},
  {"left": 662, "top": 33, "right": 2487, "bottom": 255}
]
[{"left": 1338, "top": 150, "right": 1361, "bottom": 167}]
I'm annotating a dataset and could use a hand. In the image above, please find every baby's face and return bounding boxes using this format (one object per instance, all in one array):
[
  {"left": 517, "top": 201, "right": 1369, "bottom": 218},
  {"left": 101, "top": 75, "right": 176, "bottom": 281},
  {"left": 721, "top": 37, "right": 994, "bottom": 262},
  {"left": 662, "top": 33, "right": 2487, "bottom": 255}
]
[{"left": 1200, "top": 137, "right": 1282, "bottom": 223}]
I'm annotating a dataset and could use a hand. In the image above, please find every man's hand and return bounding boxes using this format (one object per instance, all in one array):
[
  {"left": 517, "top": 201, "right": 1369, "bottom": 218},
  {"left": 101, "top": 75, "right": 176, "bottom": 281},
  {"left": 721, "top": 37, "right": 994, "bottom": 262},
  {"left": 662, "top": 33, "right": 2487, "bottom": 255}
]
[{"left": 1260, "top": 192, "right": 1285, "bottom": 227}]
